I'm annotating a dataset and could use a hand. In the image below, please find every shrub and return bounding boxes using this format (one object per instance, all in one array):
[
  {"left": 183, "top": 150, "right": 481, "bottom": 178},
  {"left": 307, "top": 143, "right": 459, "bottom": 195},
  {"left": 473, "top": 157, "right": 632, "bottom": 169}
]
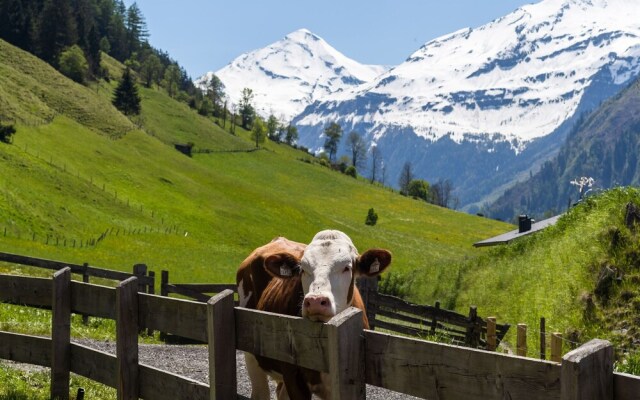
[
  {"left": 365, "top": 208, "right": 378, "bottom": 226},
  {"left": 58, "top": 45, "right": 88, "bottom": 84},
  {"left": 0, "top": 123, "right": 16, "bottom": 144},
  {"left": 345, "top": 166, "right": 357, "bottom": 178}
]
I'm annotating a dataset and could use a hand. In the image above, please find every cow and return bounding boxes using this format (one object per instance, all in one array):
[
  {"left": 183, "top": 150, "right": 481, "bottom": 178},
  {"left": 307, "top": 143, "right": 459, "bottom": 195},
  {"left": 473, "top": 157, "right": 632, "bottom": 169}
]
[{"left": 236, "top": 230, "right": 392, "bottom": 400}]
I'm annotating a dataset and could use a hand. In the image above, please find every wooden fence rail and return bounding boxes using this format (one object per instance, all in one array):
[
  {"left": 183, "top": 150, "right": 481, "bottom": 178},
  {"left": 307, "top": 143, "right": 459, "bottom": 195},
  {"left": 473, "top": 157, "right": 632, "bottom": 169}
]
[
  {"left": 0, "top": 251, "right": 154, "bottom": 291},
  {"left": 1, "top": 271, "right": 640, "bottom": 399},
  {"left": 160, "top": 270, "right": 510, "bottom": 349}
]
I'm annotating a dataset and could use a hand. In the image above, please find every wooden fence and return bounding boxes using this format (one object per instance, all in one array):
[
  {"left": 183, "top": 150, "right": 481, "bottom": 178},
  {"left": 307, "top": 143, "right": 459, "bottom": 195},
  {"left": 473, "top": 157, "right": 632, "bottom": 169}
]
[
  {"left": 1, "top": 270, "right": 640, "bottom": 400},
  {"left": 160, "top": 270, "right": 510, "bottom": 349},
  {"left": 0, "top": 251, "right": 155, "bottom": 294}
]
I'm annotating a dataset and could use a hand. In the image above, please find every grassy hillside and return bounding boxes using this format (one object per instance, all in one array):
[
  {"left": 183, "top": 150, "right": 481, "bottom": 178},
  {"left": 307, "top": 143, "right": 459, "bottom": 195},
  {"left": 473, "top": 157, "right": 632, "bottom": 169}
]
[
  {"left": 419, "top": 187, "right": 640, "bottom": 368},
  {"left": 0, "top": 37, "right": 510, "bottom": 288}
]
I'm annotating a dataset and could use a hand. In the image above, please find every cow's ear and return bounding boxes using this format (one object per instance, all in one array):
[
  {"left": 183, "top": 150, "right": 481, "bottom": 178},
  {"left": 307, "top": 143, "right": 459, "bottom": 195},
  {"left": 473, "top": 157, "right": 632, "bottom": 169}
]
[
  {"left": 264, "top": 252, "right": 300, "bottom": 279},
  {"left": 356, "top": 249, "right": 392, "bottom": 277}
]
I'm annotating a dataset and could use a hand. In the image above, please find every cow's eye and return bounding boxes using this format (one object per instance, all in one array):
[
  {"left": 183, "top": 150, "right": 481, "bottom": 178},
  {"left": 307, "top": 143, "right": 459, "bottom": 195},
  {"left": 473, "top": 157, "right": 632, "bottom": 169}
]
[{"left": 343, "top": 266, "right": 351, "bottom": 273}]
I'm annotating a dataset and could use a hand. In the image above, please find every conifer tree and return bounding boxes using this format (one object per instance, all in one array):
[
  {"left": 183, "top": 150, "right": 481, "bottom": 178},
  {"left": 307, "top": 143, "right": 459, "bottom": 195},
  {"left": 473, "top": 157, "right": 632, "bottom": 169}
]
[{"left": 112, "top": 68, "right": 141, "bottom": 115}]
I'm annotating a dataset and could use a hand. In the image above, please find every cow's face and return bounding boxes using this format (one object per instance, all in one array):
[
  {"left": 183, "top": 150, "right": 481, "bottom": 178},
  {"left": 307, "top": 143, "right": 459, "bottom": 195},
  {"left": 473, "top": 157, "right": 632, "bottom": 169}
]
[{"left": 264, "top": 230, "right": 391, "bottom": 322}]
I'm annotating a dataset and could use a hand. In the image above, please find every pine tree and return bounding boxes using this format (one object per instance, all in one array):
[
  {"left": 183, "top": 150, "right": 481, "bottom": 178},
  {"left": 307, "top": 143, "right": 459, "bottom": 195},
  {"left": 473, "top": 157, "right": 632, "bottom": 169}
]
[
  {"left": 38, "top": 0, "right": 77, "bottom": 65},
  {"left": 112, "top": 68, "right": 141, "bottom": 115}
]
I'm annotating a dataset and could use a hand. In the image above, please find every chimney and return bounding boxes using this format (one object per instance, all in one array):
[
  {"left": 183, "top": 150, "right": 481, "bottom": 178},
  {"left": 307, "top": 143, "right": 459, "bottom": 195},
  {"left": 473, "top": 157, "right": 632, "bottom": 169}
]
[{"left": 518, "top": 215, "right": 532, "bottom": 233}]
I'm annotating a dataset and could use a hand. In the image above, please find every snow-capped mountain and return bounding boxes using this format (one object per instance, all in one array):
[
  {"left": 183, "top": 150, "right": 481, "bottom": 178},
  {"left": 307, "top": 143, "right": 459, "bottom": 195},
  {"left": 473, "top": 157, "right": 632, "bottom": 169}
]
[
  {"left": 294, "top": 0, "right": 640, "bottom": 209},
  {"left": 198, "top": 29, "right": 387, "bottom": 120}
]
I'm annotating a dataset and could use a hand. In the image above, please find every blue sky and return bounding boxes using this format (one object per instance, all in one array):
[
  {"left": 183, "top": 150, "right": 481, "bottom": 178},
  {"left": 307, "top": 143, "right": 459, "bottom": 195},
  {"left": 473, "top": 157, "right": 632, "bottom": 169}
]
[{"left": 124, "top": 0, "right": 537, "bottom": 79}]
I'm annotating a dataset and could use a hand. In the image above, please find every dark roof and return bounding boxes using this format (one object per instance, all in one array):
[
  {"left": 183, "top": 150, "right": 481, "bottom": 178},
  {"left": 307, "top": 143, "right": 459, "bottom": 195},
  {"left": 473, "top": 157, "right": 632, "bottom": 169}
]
[{"left": 473, "top": 215, "right": 562, "bottom": 248}]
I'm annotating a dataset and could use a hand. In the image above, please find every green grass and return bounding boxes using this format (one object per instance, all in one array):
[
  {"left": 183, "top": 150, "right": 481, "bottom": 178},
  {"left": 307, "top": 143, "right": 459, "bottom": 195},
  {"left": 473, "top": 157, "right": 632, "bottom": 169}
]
[
  {"left": 0, "top": 363, "right": 116, "bottom": 400},
  {"left": 414, "top": 187, "right": 640, "bottom": 359}
]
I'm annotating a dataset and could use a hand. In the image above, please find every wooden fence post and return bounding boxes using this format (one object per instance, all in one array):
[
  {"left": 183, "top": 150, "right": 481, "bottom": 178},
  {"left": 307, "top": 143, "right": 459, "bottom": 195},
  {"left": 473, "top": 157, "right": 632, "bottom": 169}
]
[
  {"left": 51, "top": 267, "right": 71, "bottom": 400},
  {"left": 551, "top": 332, "right": 563, "bottom": 363},
  {"left": 561, "top": 339, "right": 613, "bottom": 400},
  {"left": 82, "top": 263, "right": 90, "bottom": 325},
  {"left": 517, "top": 323, "right": 527, "bottom": 357},
  {"left": 465, "top": 306, "right": 480, "bottom": 348},
  {"left": 161, "top": 270, "right": 169, "bottom": 298},
  {"left": 207, "top": 289, "right": 236, "bottom": 400},
  {"left": 356, "top": 276, "right": 378, "bottom": 329},
  {"left": 430, "top": 301, "right": 441, "bottom": 335},
  {"left": 133, "top": 264, "right": 147, "bottom": 293},
  {"left": 159, "top": 270, "right": 169, "bottom": 340},
  {"left": 540, "top": 317, "right": 546, "bottom": 360},
  {"left": 146, "top": 271, "right": 155, "bottom": 336},
  {"left": 326, "top": 307, "right": 365, "bottom": 400},
  {"left": 116, "top": 277, "right": 139, "bottom": 400},
  {"left": 486, "top": 317, "right": 497, "bottom": 351}
]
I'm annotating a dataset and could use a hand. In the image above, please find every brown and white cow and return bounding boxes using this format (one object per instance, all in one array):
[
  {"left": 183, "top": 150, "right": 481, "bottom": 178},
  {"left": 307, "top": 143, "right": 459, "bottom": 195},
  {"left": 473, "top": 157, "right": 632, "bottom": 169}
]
[{"left": 236, "top": 230, "right": 392, "bottom": 400}]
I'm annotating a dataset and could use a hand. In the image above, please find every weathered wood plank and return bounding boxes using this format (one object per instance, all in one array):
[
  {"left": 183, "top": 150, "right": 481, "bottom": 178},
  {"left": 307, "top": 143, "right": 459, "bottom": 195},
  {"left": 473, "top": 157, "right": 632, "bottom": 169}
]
[
  {"left": 139, "top": 364, "right": 209, "bottom": 400},
  {"left": 0, "top": 252, "right": 84, "bottom": 272},
  {"left": 70, "top": 281, "right": 116, "bottom": 319},
  {"left": 207, "top": 290, "right": 236, "bottom": 400},
  {"left": 375, "top": 309, "right": 468, "bottom": 337},
  {"left": 364, "top": 330, "right": 561, "bottom": 400},
  {"left": 561, "top": 339, "right": 613, "bottom": 400},
  {"left": 327, "top": 307, "right": 365, "bottom": 400},
  {"left": 0, "top": 274, "right": 52, "bottom": 307},
  {"left": 613, "top": 372, "right": 640, "bottom": 400},
  {"left": 373, "top": 319, "right": 467, "bottom": 344},
  {"left": 86, "top": 265, "right": 152, "bottom": 285},
  {"left": 371, "top": 293, "right": 471, "bottom": 327},
  {"left": 235, "top": 307, "right": 329, "bottom": 372},
  {"left": 0, "top": 331, "right": 51, "bottom": 366},
  {"left": 138, "top": 293, "right": 208, "bottom": 342},
  {"left": 172, "top": 283, "right": 237, "bottom": 293},
  {"left": 70, "top": 342, "right": 117, "bottom": 388},
  {"left": 116, "top": 277, "right": 139, "bottom": 400},
  {"left": 165, "top": 284, "right": 212, "bottom": 302},
  {"left": 51, "top": 268, "right": 71, "bottom": 400}
]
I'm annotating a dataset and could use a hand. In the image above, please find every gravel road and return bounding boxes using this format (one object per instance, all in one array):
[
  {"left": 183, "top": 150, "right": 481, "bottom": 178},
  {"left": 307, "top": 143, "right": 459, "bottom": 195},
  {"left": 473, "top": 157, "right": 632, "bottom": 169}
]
[{"left": 4, "top": 339, "right": 421, "bottom": 399}]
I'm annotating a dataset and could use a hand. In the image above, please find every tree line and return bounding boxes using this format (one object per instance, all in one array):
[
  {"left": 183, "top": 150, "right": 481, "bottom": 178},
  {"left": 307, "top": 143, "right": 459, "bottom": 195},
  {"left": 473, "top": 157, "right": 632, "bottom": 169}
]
[
  {"left": 0, "top": 0, "right": 205, "bottom": 112},
  {"left": 244, "top": 112, "right": 459, "bottom": 209}
]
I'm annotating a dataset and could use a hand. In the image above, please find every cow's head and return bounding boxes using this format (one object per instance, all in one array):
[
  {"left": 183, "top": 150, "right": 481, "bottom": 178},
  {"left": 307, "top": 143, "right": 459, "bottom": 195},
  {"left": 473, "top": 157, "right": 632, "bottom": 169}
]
[{"left": 264, "top": 230, "right": 391, "bottom": 322}]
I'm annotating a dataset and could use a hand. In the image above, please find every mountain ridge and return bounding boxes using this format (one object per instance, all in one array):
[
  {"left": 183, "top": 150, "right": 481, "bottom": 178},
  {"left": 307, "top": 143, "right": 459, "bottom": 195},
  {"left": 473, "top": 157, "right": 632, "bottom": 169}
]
[{"left": 198, "top": 28, "right": 387, "bottom": 120}]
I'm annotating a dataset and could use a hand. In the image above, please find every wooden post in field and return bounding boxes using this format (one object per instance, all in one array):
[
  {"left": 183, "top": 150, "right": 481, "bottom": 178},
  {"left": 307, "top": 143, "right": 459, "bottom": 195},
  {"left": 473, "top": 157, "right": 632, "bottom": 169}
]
[
  {"left": 116, "top": 277, "right": 139, "bottom": 400},
  {"left": 51, "top": 267, "right": 71, "bottom": 400},
  {"left": 146, "top": 271, "right": 155, "bottom": 336},
  {"left": 430, "top": 301, "right": 441, "bottom": 335},
  {"left": 81, "top": 263, "right": 90, "bottom": 325},
  {"left": 561, "top": 339, "right": 613, "bottom": 400},
  {"left": 161, "top": 270, "right": 169, "bottom": 297},
  {"left": 517, "top": 323, "right": 527, "bottom": 357},
  {"left": 159, "top": 270, "right": 169, "bottom": 340},
  {"left": 540, "top": 317, "right": 546, "bottom": 360},
  {"left": 207, "top": 289, "right": 236, "bottom": 400},
  {"left": 465, "top": 306, "right": 480, "bottom": 348},
  {"left": 356, "top": 276, "right": 378, "bottom": 329},
  {"left": 327, "top": 307, "right": 365, "bottom": 400},
  {"left": 551, "top": 332, "right": 563, "bottom": 363},
  {"left": 133, "top": 264, "right": 148, "bottom": 293},
  {"left": 486, "top": 317, "right": 497, "bottom": 351}
]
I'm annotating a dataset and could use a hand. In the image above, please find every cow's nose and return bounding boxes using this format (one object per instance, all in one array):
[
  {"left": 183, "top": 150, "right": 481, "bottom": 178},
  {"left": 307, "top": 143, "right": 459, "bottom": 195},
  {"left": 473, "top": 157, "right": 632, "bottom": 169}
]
[{"left": 303, "top": 294, "right": 331, "bottom": 315}]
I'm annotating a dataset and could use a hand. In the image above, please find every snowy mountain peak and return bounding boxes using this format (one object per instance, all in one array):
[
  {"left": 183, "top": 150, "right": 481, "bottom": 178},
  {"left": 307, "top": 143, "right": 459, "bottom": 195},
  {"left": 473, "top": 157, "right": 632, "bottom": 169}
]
[
  {"left": 296, "top": 0, "right": 640, "bottom": 146},
  {"left": 198, "top": 29, "right": 387, "bottom": 120}
]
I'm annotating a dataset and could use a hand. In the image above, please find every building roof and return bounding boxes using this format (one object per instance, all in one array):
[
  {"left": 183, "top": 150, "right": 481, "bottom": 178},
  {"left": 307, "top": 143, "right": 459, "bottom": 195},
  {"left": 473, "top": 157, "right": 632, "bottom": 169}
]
[{"left": 473, "top": 214, "right": 562, "bottom": 248}]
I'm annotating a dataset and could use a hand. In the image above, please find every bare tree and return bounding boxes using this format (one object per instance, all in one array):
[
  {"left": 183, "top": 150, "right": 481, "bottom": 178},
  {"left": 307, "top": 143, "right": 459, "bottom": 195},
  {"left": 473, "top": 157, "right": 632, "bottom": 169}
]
[
  {"left": 370, "top": 145, "right": 381, "bottom": 184},
  {"left": 398, "top": 161, "right": 414, "bottom": 195},
  {"left": 347, "top": 131, "right": 367, "bottom": 171}
]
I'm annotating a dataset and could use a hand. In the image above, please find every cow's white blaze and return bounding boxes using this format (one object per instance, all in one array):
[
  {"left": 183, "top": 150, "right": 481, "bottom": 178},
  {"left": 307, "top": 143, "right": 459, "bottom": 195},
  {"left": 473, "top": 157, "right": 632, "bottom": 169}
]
[{"left": 299, "top": 230, "right": 357, "bottom": 321}]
